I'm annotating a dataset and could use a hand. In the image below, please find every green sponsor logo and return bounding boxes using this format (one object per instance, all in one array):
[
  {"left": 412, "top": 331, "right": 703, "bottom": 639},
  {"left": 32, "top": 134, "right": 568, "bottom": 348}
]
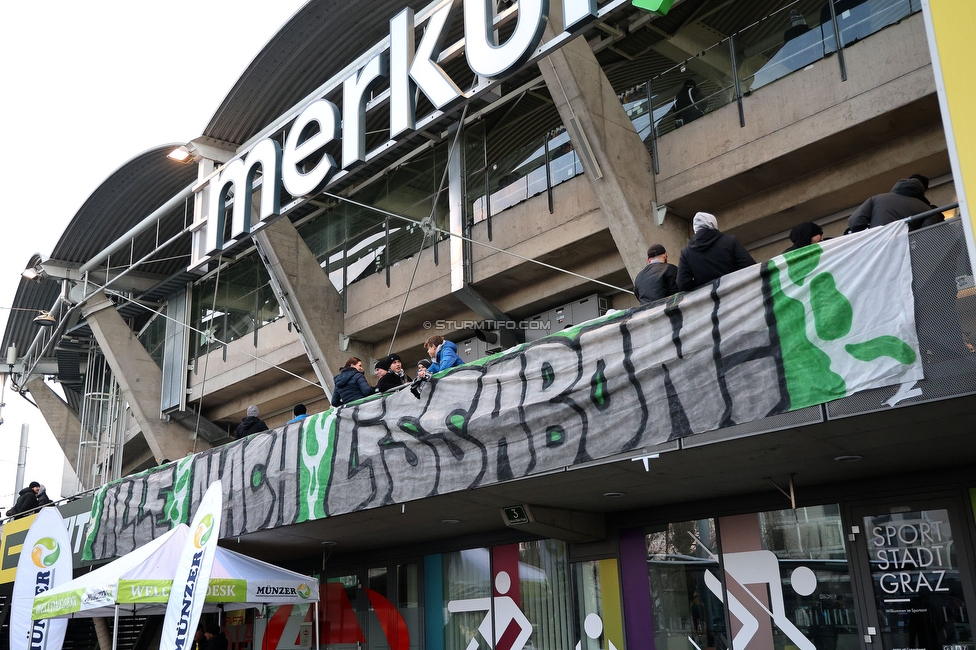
[
  {"left": 32, "top": 538, "right": 60, "bottom": 568},
  {"left": 632, "top": 0, "right": 674, "bottom": 15}
]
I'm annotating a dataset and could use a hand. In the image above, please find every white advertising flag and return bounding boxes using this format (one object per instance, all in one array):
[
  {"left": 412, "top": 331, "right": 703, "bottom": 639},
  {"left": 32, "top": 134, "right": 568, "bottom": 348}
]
[
  {"left": 10, "top": 509, "right": 72, "bottom": 650},
  {"left": 159, "top": 481, "right": 223, "bottom": 650}
]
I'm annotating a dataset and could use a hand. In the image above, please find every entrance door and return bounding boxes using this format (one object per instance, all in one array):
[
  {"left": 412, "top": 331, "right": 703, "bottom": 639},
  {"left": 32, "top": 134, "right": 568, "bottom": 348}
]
[{"left": 849, "top": 498, "right": 976, "bottom": 650}]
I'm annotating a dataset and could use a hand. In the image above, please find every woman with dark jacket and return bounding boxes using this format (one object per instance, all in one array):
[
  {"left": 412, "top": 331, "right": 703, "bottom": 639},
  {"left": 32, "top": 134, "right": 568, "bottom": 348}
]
[{"left": 331, "top": 357, "right": 375, "bottom": 407}]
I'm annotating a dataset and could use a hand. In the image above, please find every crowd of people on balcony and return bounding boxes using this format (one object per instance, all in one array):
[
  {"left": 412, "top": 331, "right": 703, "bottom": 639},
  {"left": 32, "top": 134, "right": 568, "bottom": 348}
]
[
  {"left": 229, "top": 174, "right": 951, "bottom": 438},
  {"left": 635, "top": 175, "right": 945, "bottom": 306}
]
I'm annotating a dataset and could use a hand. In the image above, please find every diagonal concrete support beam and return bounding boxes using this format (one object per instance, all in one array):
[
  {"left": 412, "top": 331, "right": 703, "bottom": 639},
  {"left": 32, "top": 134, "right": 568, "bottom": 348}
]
[
  {"left": 26, "top": 378, "right": 80, "bottom": 474},
  {"left": 254, "top": 218, "right": 371, "bottom": 396},
  {"left": 82, "top": 291, "right": 208, "bottom": 464},
  {"left": 540, "top": 4, "right": 687, "bottom": 280}
]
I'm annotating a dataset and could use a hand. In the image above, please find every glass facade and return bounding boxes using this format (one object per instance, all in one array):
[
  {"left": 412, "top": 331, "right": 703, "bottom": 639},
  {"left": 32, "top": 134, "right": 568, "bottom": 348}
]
[
  {"left": 297, "top": 141, "right": 450, "bottom": 293},
  {"left": 190, "top": 253, "right": 281, "bottom": 361},
  {"left": 643, "top": 506, "right": 859, "bottom": 650},
  {"left": 643, "top": 0, "right": 923, "bottom": 141},
  {"left": 646, "top": 519, "right": 727, "bottom": 650},
  {"left": 138, "top": 312, "right": 166, "bottom": 370}
]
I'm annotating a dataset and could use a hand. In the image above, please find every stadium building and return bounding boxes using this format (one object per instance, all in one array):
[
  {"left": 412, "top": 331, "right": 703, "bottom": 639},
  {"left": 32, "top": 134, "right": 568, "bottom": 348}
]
[{"left": 2, "top": 1, "right": 975, "bottom": 650}]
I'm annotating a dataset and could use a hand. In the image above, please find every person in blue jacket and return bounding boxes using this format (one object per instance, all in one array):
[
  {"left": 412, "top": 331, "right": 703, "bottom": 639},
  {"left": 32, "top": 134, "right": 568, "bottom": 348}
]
[
  {"left": 286, "top": 404, "right": 308, "bottom": 424},
  {"left": 424, "top": 335, "right": 464, "bottom": 373},
  {"left": 331, "top": 357, "right": 375, "bottom": 407}
]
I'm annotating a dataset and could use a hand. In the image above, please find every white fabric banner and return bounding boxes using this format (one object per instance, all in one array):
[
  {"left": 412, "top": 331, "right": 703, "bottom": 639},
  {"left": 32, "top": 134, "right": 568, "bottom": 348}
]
[
  {"left": 159, "top": 481, "right": 223, "bottom": 650},
  {"left": 11, "top": 509, "right": 72, "bottom": 650}
]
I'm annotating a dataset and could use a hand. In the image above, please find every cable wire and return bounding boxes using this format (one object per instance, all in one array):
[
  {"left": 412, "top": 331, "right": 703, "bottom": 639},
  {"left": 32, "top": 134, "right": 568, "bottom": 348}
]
[{"left": 322, "top": 190, "right": 629, "bottom": 294}]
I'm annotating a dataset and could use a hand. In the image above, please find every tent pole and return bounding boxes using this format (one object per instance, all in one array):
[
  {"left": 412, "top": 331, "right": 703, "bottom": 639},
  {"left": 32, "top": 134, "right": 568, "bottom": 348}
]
[
  {"left": 112, "top": 606, "right": 119, "bottom": 650},
  {"left": 314, "top": 601, "right": 321, "bottom": 650}
]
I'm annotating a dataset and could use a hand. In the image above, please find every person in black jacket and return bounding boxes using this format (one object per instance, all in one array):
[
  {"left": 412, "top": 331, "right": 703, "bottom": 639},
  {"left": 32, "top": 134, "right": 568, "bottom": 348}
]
[
  {"left": 784, "top": 222, "right": 824, "bottom": 253},
  {"left": 11, "top": 482, "right": 40, "bottom": 516},
  {"left": 331, "top": 357, "right": 374, "bottom": 407},
  {"left": 633, "top": 243, "right": 679, "bottom": 304},
  {"left": 677, "top": 212, "right": 756, "bottom": 291},
  {"left": 674, "top": 79, "right": 705, "bottom": 127},
  {"left": 377, "top": 354, "right": 410, "bottom": 392},
  {"left": 203, "top": 622, "right": 228, "bottom": 650},
  {"left": 235, "top": 405, "right": 269, "bottom": 438},
  {"left": 847, "top": 178, "right": 937, "bottom": 232}
]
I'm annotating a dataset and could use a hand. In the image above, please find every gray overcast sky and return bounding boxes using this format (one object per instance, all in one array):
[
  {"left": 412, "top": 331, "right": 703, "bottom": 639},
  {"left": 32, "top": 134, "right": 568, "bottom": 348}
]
[{"left": 0, "top": 0, "right": 307, "bottom": 507}]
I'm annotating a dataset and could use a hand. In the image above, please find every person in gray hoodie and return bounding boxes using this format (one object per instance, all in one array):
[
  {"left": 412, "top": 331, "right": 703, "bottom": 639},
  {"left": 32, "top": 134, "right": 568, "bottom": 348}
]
[
  {"left": 847, "top": 178, "right": 939, "bottom": 232},
  {"left": 677, "top": 212, "right": 755, "bottom": 291}
]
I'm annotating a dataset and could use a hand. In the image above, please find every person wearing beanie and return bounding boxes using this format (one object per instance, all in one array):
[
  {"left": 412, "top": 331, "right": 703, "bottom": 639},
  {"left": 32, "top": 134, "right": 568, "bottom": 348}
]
[
  {"left": 377, "top": 353, "right": 410, "bottom": 392},
  {"left": 288, "top": 403, "right": 310, "bottom": 423},
  {"left": 633, "top": 243, "right": 678, "bottom": 305},
  {"left": 784, "top": 222, "right": 824, "bottom": 253},
  {"left": 235, "top": 405, "right": 269, "bottom": 439},
  {"left": 410, "top": 358, "right": 434, "bottom": 399},
  {"left": 10, "top": 481, "right": 41, "bottom": 516},
  {"left": 677, "top": 211, "right": 756, "bottom": 291}
]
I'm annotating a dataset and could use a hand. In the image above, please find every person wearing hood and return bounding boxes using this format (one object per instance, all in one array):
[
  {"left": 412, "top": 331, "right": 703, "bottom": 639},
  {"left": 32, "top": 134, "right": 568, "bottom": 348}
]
[
  {"left": 36, "top": 484, "right": 53, "bottom": 508},
  {"left": 235, "top": 405, "right": 268, "bottom": 438},
  {"left": 784, "top": 222, "right": 824, "bottom": 253},
  {"left": 847, "top": 178, "right": 936, "bottom": 232},
  {"left": 202, "top": 622, "right": 228, "bottom": 650},
  {"left": 425, "top": 336, "right": 464, "bottom": 374},
  {"left": 330, "top": 357, "right": 375, "bottom": 407},
  {"left": 377, "top": 354, "right": 410, "bottom": 392},
  {"left": 677, "top": 212, "right": 756, "bottom": 291},
  {"left": 10, "top": 481, "right": 40, "bottom": 516}
]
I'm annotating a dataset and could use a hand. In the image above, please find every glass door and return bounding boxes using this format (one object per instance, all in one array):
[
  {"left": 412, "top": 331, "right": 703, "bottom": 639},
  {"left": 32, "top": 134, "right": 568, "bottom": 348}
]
[{"left": 849, "top": 498, "right": 976, "bottom": 650}]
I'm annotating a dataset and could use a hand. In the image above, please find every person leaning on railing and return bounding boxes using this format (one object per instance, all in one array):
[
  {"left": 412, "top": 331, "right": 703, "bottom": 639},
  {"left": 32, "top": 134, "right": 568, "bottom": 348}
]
[{"left": 847, "top": 178, "right": 944, "bottom": 233}]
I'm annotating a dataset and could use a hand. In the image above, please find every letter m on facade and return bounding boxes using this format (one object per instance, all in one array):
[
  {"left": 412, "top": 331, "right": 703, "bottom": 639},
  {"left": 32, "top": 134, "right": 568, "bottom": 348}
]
[{"left": 204, "top": 139, "right": 283, "bottom": 258}]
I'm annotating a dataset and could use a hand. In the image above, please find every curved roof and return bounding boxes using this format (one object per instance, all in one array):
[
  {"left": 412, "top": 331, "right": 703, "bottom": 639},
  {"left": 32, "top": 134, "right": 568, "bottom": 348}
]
[
  {"left": 204, "top": 0, "right": 431, "bottom": 146},
  {"left": 52, "top": 145, "right": 197, "bottom": 268},
  {"left": 1, "top": 146, "right": 197, "bottom": 362}
]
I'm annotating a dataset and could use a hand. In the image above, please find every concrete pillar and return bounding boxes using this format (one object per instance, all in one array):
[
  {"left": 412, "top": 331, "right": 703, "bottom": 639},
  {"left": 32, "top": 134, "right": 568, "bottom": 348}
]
[
  {"left": 26, "top": 378, "right": 81, "bottom": 475},
  {"left": 82, "top": 292, "right": 207, "bottom": 464},
  {"left": 539, "top": 5, "right": 688, "bottom": 279},
  {"left": 254, "top": 218, "right": 371, "bottom": 395}
]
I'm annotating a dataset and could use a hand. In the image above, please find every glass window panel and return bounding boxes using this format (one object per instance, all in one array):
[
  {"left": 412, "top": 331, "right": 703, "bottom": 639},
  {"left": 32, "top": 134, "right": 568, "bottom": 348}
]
[
  {"left": 572, "top": 559, "right": 624, "bottom": 650},
  {"left": 190, "top": 254, "right": 280, "bottom": 362},
  {"left": 437, "top": 542, "right": 574, "bottom": 650},
  {"left": 442, "top": 548, "right": 493, "bottom": 650},
  {"left": 299, "top": 141, "right": 449, "bottom": 290},
  {"left": 737, "top": 0, "right": 828, "bottom": 92},
  {"left": 757, "top": 505, "right": 858, "bottom": 650},
  {"left": 518, "top": 540, "right": 573, "bottom": 650},
  {"left": 368, "top": 567, "right": 390, "bottom": 650},
  {"left": 398, "top": 563, "right": 422, "bottom": 650},
  {"left": 138, "top": 313, "right": 167, "bottom": 369},
  {"left": 646, "top": 519, "right": 726, "bottom": 650},
  {"left": 863, "top": 509, "right": 973, "bottom": 650}
]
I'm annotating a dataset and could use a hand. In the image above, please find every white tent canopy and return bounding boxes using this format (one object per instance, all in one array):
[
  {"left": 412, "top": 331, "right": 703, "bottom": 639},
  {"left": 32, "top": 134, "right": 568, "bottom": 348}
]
[{"left": 33, "top": 524, "right": 319, "bottom": 619}]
